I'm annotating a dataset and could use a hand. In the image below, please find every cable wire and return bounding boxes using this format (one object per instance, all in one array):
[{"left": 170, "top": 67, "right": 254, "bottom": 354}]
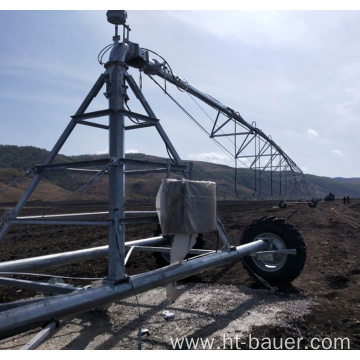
[
  {"left": 39, "top": 161, "right": 114, "bottom": 219},
  {"left": 141, "top": 48, "right": 187, "bottom": 93},
  {"left": 113, "top": 208, "right": 144, "bottom": 350},
  {"left": 0, "top": 168, "right": 35, "bottom": 193},
  {"left": 98, "top": 43, "right": 114, "bottom": 65},
  {"left": 0, "top": 271, "right": 102, "bottom": 281},
  {"left": 148, "top": 74, "right": 235, "bottom": 161}
]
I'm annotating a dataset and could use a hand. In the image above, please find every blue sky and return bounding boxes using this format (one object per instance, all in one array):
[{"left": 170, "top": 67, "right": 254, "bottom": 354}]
[{"left": 1, "top": 5, "right": 360, "bottom": 178}]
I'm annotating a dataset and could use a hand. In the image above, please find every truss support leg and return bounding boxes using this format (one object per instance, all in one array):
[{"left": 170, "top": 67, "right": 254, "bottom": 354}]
[
  {"left": 0, "top": 73, "right": 107, "bottom": 243},
  {"left": 21, "top": 321, "right": 58, "bottom": 350},
  {"left": 125, "top": 73, "right": 183, "bottom": 165},
  {"left": 105, "top": 63, "right": 127, "bottom": 282}
]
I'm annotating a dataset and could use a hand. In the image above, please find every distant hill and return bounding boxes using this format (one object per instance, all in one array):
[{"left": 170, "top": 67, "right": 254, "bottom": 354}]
[
  {"left": 333, "top": 177, "right": 360, "bottom": 184},
  {"left": 304, "top": 174, "right": 360, "bottom": 199},
  {"left": 0, "top": 145, "right": 359, "bottom": 204}
]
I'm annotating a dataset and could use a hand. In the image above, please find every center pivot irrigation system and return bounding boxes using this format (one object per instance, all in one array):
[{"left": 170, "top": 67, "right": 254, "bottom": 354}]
[{"left": 0, "top": 11, "right": 308, "bottom": 346}]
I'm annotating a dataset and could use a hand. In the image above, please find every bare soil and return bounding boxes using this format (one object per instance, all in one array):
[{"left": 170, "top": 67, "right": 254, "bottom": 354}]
[{"left": 0, "top": 199, "right": 359, "bottom": 350}]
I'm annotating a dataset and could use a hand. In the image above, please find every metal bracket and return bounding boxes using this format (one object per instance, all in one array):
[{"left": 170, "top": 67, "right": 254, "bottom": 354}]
[{"left": 253, "top": 249, "right": 297, "bottom": 261}]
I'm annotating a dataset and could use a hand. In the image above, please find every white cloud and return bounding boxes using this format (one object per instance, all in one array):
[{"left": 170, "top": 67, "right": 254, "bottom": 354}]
[
  {"left": 169, "top": 11, "right": 317, "bottom": 49},
  {"left": 95, "top": 147, "right": 109, "bottom": 155},
  {"left": 187, "top": 151, "right": 232, "bottom": 165},
  {"left": 301, "top": 166, "right": 309, "bottom": 173},
  {"left": 307, "top": 129, "right": 318, "bottom": 137},
  {"left": 331, "top": 149, "right": 345, "bottom": 157},
  {"left": 95, "top": 148, "right": 139, "bottom": 155},
  {"left": 345, "top": 87, "right": 355, "bottom": 94},
  {"left": 273, "top": 78, "right": 297, "bottom": 93}
]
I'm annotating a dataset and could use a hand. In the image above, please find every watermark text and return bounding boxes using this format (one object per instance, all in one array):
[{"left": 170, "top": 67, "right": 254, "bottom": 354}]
[{"left": 169, "top": 334, "right": 351, "bottom": 350}]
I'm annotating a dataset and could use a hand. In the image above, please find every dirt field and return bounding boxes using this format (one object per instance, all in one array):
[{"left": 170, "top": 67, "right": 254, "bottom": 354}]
[{"left": 0, "top": 199, "right": 359, "bottom": 350}]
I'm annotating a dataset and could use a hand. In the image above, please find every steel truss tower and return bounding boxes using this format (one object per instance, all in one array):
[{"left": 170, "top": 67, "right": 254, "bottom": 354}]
[{"left": 0, "top": 11, "right": 307, "bottom": 341}]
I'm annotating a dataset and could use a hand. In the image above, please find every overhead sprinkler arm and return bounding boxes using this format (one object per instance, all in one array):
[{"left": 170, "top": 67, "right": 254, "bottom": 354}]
[
  {"left": 103, "top": 13, "right": 303, "bottom": 178},
  {"left": 140, "top": 58, "right": 303, "bottom": 177},
  {"left": 102, "top": 11, "right": 312, "bottom": 200},
  {"left": 102, "top": 11, "right": 308, "bottom": 198}
]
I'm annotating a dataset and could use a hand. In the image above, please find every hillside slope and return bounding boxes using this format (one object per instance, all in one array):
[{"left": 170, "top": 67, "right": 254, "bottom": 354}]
[{"left": 0, "top": 145, "right": 359, "bottom": 203}]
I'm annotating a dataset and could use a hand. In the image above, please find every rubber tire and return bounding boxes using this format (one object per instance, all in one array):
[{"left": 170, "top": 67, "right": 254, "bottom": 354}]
[
  {"left": 279, "top": 201, "right": 287, "bottom": 209},
  {"left": 240, "top": 216, "right": 306, "bottom": 284}
]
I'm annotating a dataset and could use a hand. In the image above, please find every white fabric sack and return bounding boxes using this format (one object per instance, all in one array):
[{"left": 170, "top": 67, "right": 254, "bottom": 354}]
[
  {"left": 156, "top": 179, "right": 216, "bottom": 302},
  {"left": 156, "top": 179, "right": 216, "bottom": 235},
  {"left": 166, "top": 234, "right": 197, "bottom": 302}
]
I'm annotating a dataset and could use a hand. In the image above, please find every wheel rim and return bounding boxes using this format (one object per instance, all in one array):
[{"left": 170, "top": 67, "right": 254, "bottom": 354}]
[{"left": 251, "top": 232, "right": 288, "bottom": 272}]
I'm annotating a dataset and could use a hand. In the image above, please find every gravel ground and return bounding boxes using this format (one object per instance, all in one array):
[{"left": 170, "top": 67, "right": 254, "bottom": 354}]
[{"left": 0, "top": 283, "right": 312, "bottom": 350}]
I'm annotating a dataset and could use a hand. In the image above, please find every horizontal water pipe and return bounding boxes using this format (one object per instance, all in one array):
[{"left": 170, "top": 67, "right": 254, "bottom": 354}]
[
  {"left": 0, "top": 240, "right": 268, "bottom": 340},
  {"left": 0, "top": 236, "right": 169, "bottom": 272}
]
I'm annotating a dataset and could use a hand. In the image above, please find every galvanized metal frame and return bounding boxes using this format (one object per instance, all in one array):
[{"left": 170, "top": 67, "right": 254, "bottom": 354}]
[
  {"left": 0, "top": 12, "right": 307, "bottom": 343},
  {"left": 0, "top": 240, "right": 269, "bottom": 340},
  {"left": 0, "top": 73, "right": 107, "bottom": 241},
  {"left": 142, "top": 58, "right": 316, "bottom": 199}
]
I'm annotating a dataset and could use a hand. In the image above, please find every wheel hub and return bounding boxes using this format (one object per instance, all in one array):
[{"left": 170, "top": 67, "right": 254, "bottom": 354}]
[{"left": 252, "top": 233, "right": 288, "bottom": 272}]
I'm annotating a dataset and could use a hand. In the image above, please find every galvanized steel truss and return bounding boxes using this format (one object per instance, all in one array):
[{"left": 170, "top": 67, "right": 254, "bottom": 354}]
[{"left": 0, "top": 11, "right": 307, "bottom": 343}]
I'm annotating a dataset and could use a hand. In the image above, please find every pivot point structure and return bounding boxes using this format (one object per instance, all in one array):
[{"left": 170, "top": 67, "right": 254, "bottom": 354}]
[{"left": 0, "top": 11, "right": 307, "bottom": 342}]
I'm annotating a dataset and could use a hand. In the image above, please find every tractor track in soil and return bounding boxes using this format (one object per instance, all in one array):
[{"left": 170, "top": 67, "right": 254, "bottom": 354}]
[
  {"left": 0, "top": 199, "right": 359, "bottom": 349},
  {"left": 330, "top": 207, "right": 360, "bottom": 230}
]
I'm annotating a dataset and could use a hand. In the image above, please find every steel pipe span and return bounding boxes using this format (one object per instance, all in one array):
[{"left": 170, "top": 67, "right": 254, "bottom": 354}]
[
  {"left": 0, "top": 277, "right": 79, "bottom": 294},
  {"left": 143, "top": 58, "right": 303, "bottom": 176},
  {"left": 0, "top": 236, "right": 169, "bottom": 273},
  {"left": 0, "top": 240, "right": 268, "bottom": 340}
]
